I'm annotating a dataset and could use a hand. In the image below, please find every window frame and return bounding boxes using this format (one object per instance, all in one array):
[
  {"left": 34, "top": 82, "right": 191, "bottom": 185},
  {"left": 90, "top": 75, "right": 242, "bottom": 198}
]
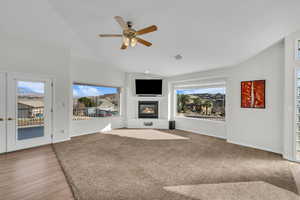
[
  {"left": 174, "top": 85, "right": 226, "bottom": 122},
  {"left": 72, "top": 82, "right": 121, "bottom": 120}
]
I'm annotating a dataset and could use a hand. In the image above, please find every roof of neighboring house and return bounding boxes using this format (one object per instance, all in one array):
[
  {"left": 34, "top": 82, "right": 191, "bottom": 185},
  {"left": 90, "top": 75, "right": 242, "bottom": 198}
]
[
  {"left": 18, "top": 100, "right": 44, "bottom": 108},
  {"left": 97, "top": 99, "right": 117, "bottom": 111}
]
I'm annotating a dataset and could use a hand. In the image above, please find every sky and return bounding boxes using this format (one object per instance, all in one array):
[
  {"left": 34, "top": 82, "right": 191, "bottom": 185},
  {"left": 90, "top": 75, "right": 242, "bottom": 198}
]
[
  {"left": 176, "top": 87, "right": 225, "bottom": 95},
  {"left": 73, "top": 84, "right": 117, "bottom": 97},
  {"left": 17, "top": 82, "right": 117, "bottom": 97},
  {"left": 18, "top": 81, "right": 44, "bottom": 94},
  {"left": 18, "top": 81, "right": 223, "bottom": 96}
]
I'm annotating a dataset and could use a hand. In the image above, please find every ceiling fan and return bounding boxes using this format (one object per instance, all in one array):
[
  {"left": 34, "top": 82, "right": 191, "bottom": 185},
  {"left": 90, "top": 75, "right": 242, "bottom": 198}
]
[{"left": 98, "top": 16, "right": 158, "bottom": 50}]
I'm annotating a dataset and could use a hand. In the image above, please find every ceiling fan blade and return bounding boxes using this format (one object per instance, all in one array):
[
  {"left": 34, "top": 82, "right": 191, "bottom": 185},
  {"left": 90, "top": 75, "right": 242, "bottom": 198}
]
[
  {"left": 99, "top": 34, "right": 122, "bottom": 37},
  {"left": 121, "top": 43, "right": 128, "bottom": 50},
  {"left": 114, "top": 16, "right": 128, "bottom": 30},
  {"left": 136, "top": 37, "right": 152, "bottom": 47},
  {"left": 136, "top": 25, "right": 158, "bottom": 35}
]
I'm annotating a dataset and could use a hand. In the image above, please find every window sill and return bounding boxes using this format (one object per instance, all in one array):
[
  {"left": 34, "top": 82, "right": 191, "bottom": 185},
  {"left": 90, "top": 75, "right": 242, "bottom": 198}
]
[
  {"left": 174, "top": 116, "right": 226, "bottom": 124},
  {"left": 72, "top": 115, "right": 122, "bottom": 121}
]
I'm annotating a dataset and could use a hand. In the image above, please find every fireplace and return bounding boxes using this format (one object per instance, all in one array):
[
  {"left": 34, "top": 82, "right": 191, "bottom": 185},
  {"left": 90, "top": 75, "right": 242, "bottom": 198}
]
[{"left": 138, "top": 101, "right": 158, "bottom": 118}]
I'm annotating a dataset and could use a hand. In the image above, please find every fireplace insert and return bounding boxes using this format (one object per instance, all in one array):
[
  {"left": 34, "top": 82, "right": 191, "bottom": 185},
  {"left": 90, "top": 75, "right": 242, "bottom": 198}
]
[{"left": 138, "top": 101, "right": 158, "bottom": 118}]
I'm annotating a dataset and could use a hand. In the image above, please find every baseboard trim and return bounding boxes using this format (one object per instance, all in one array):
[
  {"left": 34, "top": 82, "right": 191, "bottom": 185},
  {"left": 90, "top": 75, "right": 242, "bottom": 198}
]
[
  {"left": 70, "top": 131, "right": 97, "bottom": 138},
  {"left": 70, "top": 129, "right": 112, "bottom": 138},
  {"left": 177, "top": 128, "right": 227, "bottom": 140},
  {"left": 53, "top": 138, "right": 71, "bottom": 143},
  {"left": 227, "top": 139, "right": 282, "bottom": 155},
  {"left": 177, "top": 128, "right": 282, "bottom": 155},
  {"left": 70, "top": 126, "right": 127, "bottom": 138}
]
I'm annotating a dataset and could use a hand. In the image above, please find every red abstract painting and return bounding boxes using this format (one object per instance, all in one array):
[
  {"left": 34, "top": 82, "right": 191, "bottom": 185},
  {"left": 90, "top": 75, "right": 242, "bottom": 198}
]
[{"left": 241, "top": 80, "right": 265, "bottom": 108}]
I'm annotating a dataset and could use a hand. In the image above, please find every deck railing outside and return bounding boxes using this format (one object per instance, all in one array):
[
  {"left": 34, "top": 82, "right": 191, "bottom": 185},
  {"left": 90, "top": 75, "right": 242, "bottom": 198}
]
[
  {"left": 18, "top": 107, "right": 44, "bottom": 127},
  {"left": 73, "top": 107, "right": 118, "bottom": 120}
]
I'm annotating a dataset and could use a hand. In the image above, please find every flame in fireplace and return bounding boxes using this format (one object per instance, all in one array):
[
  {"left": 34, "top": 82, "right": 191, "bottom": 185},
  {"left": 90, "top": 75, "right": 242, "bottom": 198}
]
[{"left": 142, "top": 107, "right": 155, "bottom": 113}]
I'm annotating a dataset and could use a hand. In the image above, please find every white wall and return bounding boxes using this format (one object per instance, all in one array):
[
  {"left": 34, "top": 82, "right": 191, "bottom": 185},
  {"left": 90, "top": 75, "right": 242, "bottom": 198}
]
[
  {"left": 226, "top": 41, "right": 284, "bottom": 153},
  {"left": 0, "top": 34, "right": 71, "bottom": 143},
  {"left": 0, "top": 34, "right": 127, "bottom": 142},
  {"left": 168, "top": 41, "right": 284, "bottom": 153},
  {"left": 175, "top": 118, "right": 226, "bottom": 139},
  {"left": 283, "top": 30, "right": 300, "bottom": 160},
  {"left": 70, "top": 58, "right": 126, "bottom": 137}
]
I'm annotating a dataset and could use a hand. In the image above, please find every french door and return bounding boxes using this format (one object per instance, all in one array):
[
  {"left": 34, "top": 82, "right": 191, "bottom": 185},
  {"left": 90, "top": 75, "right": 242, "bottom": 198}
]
[{"left": 0, "top": 72, "right": 52, "bottom": 153}]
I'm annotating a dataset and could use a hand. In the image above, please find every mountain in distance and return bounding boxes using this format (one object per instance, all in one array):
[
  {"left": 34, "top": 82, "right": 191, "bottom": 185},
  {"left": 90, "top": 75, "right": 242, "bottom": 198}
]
[{"left": 18, "top": 87, "right": 43, "bottom": 97}]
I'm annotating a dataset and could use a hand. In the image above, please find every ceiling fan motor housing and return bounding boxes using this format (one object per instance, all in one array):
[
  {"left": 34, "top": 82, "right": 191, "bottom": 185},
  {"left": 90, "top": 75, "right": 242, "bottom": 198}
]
[
  {"left": 127, "top": 21, "right": 133, "bottom": 28},
  {"left": 123, "top": 29, "right": 136, "bottom": 39}
]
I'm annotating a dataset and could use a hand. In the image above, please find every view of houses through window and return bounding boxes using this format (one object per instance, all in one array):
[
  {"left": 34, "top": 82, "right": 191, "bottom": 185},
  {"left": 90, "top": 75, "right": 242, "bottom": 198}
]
[
  {"left": 17, "top": 81, "right": 45, "bottom": 140},
  {"left": 176, "top": 87, "right": 225, "bottom": 121},
  {"left": 73, "top": 83, "right": 120, "bottom": 120}
]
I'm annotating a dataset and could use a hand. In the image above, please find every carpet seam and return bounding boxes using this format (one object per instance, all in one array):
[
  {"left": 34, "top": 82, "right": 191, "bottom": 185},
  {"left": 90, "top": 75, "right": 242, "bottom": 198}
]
[{"left": 51, "top": 144, "right": 81, "bottom": 200}]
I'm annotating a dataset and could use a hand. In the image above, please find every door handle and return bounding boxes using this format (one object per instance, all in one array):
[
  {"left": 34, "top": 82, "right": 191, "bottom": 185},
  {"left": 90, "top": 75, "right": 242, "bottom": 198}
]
[
  {"left": 0, "top": 118, "right": 4, "bottom": 121},
  {"left": 7, "top": 118, "right": 14, "bottom": 121}
]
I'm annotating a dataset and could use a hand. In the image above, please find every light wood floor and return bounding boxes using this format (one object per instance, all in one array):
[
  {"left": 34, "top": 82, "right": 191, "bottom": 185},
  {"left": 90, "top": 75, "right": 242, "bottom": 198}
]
[{"left": 0, "top": 145, "right": 74, "bottom": 200}]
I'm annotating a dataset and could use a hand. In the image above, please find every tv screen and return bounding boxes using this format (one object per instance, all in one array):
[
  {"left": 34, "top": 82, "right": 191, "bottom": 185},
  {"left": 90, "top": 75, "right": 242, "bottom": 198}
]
[{"left": 135, "top": 79, "right": 162, "bottom": 95}]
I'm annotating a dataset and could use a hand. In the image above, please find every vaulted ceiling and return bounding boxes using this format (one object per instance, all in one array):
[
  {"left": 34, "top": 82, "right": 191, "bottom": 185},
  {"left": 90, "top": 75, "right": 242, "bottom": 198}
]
[{"left": 1, "top": 0, "right": 300, "bottom": 76}]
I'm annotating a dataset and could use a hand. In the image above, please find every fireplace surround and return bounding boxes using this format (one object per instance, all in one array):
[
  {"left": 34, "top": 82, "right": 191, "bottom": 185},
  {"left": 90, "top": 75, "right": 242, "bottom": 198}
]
[{"left": 138, "top": 101, "right": 159, "bottom": 118}]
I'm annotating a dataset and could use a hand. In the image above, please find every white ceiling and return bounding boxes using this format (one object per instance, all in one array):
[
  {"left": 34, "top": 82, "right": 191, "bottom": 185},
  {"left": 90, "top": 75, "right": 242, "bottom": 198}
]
[
  {"left": 2, "top": 0, "right": 300, "bottom": 76},
  {"left": 0, "top": 0, "right": 94, "bottom": 58}
]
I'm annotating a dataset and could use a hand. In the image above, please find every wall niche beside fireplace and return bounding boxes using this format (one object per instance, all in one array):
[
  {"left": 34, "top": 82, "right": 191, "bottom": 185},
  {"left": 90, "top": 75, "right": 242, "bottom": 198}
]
[{"left": 138, "top": 101, "right": 159, "bottom": 119}]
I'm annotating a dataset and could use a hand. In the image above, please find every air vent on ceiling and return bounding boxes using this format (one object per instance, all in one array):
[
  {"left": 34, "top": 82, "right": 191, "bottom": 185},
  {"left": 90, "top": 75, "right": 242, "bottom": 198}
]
[{"left": 174, "top": 54, "right": 183, "bottom": 60}]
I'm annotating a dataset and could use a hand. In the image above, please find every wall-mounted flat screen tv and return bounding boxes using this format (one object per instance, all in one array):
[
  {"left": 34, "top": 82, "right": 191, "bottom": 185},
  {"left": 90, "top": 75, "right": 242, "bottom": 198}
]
[{"left": 135, "top": 79, "right": 163, "bottom": 96}]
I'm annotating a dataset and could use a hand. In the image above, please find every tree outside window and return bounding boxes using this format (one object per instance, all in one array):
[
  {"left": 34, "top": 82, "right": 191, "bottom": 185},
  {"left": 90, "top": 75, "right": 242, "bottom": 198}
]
[
  {"left": 176, "top": 87, "right": 225, "bottom": 121},
  {"left": 73, "top": 84, "right": 120, "bottom": 120}
]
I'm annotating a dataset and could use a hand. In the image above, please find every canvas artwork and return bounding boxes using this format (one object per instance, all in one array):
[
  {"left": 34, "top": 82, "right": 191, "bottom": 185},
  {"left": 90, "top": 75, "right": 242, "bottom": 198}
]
[{"left": 241, "top": 80, "right": 265, "bottom": 108}]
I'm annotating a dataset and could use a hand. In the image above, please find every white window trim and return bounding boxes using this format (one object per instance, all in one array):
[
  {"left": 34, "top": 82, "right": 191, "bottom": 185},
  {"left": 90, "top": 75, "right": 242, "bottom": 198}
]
[
  {"left": 174, "top": 83, "right": 226, "bottom": 90},
  {"left": 72, "top": 82, "right": 121, "bottom": 120},
  {"left": 174, "top": 85, "right": 226, "bottom": 122}
]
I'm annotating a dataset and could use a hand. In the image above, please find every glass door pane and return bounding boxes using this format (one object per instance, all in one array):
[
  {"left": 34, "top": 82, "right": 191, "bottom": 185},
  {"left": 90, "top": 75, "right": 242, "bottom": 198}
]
[{"left": 17, "top": 81, "right": 45, "bottom": 140}]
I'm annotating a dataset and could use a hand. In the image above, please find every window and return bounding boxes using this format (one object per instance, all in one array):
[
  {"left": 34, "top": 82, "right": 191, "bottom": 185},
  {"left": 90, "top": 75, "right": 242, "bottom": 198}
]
[
  {"left": 176, "top": 87, "right": 225, "bottom": 121},
  {"left": 73, "top": 83, "right": 120, "bottom": 120}
]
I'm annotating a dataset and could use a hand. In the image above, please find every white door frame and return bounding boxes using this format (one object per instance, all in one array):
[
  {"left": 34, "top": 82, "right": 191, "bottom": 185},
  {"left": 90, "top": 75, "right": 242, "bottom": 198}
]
[
  {"left": 294, "top": 67, "right": 300, "bottom": 162},
  {"left": 6, "top": 72, "right": 53, "bottom": 152},
  {"left": 0, "top": 72, "right": 6, "bottom": 153}
]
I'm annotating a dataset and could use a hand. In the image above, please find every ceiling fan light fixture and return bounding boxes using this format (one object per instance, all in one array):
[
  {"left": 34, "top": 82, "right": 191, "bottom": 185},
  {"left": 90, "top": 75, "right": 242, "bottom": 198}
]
[
  {"left": 123, "top": 36, "right": 130, "bottom": 46},
  {"left": 130, "top": 38, "right": 137, "bottom": 47}
]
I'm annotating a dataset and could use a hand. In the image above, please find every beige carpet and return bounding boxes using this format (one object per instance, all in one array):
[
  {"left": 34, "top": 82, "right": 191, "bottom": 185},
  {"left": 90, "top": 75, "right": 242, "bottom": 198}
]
[
  {"left": 164, "top": 182, "right": 300, "bottom": 200},
  {"left": 104, "top": 129, "right": 189, "bottom": 140},
  {"left": 53, "top": 129, "right": 299, "bottom": 200}
]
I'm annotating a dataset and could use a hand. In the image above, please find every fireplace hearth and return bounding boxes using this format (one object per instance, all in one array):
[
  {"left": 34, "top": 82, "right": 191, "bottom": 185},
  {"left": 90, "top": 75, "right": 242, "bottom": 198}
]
[{"left": 138, "top": 101, "right": 158, "bottom": 118}]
